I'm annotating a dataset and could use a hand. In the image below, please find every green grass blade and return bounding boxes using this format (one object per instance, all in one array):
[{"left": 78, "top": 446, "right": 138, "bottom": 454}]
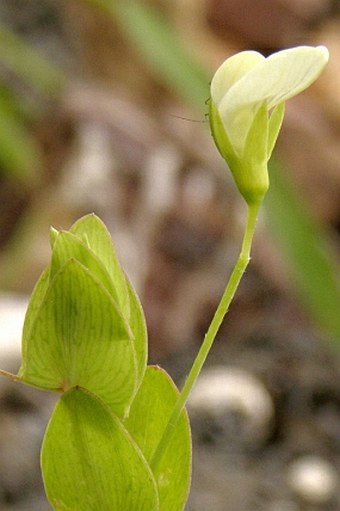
[
  {"left": 0, "top": 23, "right": 65, "bottom": 95},
  {"left": 86, "top": 0, "right": 210, "bottom": 112},
  {"left": 0, "top": 93, "right": 40, "bottom": 180},
  {"left": 265, "top": 160, "right": 340, "bottom": 342}
]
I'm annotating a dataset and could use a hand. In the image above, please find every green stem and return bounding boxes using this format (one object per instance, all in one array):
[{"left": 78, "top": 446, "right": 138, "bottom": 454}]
[{"left": 150, "top": 200, "right": 262, "bottom": 471}]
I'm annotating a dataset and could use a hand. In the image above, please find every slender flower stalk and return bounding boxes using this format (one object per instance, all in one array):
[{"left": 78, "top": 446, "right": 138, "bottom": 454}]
[
  {"left": 151, "top": 201, "right": 260, "bottom": 471},
  {"left": 152, "top": 45, "right": 329, "bottom": 471}
]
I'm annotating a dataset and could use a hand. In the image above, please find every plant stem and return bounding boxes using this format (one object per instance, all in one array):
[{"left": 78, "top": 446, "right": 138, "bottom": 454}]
[
  {"left": 0, "top": 369, "right": 20, "bottom": 382},
  {"left": 150, "top": 200, "right": 262, "bottom": 471}
]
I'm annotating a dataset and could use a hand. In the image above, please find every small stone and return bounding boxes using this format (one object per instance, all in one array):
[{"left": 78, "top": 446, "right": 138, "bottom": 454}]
[
  {"left": 187, "top": 366, "right": 274, "bottom": 444},
  {"left": 0, "top": 294, "right": 27, "bottom": 359},
  {"left": 287, "top": 455, "right": 338, "bottom": 503},
  {"left": 268, "top": 500, "right": 299, "bottom": 511}
]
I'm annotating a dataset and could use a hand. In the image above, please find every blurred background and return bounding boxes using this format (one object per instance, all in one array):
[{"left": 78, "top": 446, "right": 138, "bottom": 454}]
[{"left": 0, "top": 0, "right": 340, "bottom": 510}]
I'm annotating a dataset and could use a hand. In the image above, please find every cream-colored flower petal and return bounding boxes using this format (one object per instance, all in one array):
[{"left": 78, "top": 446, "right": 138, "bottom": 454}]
[
  {"left": 228, "top": 46, "right": 328, "bottom": 109},
  {"left": 210, "top": 51, "right": 265, "bottom": 106},
  {"left": 219, "top": 46, "right": 329, "bottom": 152}
]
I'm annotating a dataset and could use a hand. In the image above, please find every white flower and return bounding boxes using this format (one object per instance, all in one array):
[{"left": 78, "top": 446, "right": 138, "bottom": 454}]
[{"left": 209, "top": 46, "right": 329, "bottom": 204}]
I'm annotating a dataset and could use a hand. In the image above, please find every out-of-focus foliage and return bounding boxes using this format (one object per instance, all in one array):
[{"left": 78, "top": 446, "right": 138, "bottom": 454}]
[
  {"left": 114, "top": 2, "right": 210, "bottom": 112},
  {"left": 85, "top": 0, "right": 210, "bottom": 111},
  {"left": 0, "top": 23, "right": 64, "bottom": 181},
  {"left": 266, "top": 160, "right": 340, "bottom": 342},
  {"left": 98, "top": 0, "right": 340, "bottom": 345},
  {"left": 0, "top": 90, "right": 39, "bottom": 180},
  {"left": 0, "top": 24, "right": 64, "bottom": 95}
]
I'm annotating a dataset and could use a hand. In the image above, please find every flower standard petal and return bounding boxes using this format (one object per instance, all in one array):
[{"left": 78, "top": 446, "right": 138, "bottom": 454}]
[
  {"left": 219, "top": 46, "right": 329, "bottom": 153},
  {"left": 210, "top": 50, "right": 265, "bottom": 105}
]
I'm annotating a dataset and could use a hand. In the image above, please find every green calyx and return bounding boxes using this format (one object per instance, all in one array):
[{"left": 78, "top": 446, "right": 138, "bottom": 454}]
[{"left": 209, "top": 99, "right": 285, "bottom": 205}]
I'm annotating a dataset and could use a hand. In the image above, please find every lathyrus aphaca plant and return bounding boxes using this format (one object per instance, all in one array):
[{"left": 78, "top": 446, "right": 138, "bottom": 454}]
[{"left": 0, "top": 45, "right": 329, "bottom": 511}]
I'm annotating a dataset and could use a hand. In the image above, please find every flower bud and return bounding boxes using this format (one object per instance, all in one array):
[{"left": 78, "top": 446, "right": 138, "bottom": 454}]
[{"left": 209, "top": 46, "right": 329, "bottom": 204}]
